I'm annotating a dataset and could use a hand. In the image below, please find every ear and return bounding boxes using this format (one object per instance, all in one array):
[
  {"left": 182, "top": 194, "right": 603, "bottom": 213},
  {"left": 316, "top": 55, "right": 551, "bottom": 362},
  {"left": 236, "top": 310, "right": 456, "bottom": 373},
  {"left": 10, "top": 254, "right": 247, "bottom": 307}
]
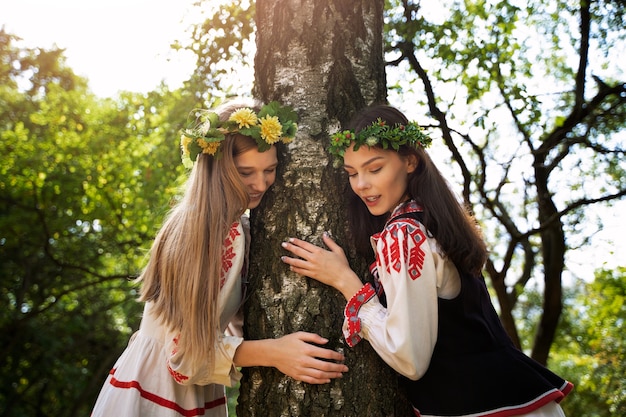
[{"left": 406, "top": 154, "right": 419, "bottom": 174}]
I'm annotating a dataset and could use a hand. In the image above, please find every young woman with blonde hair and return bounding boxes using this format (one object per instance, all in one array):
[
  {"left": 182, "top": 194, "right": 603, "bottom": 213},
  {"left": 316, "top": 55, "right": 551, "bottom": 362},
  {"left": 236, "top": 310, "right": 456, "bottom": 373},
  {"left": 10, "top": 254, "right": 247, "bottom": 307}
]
[{"left": 92, "top": 99, "right": 347, "bottom": 416}]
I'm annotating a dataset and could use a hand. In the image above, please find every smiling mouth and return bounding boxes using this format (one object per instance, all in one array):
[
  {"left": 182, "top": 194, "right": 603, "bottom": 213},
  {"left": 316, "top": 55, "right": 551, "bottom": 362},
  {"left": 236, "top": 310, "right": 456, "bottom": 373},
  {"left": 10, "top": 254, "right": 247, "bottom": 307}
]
[
  {"left": 364, "top": 196, "right": 380, "bottom": 203},
  {"left": 249, "top": 193, "right": 263, "bottom": 199}
]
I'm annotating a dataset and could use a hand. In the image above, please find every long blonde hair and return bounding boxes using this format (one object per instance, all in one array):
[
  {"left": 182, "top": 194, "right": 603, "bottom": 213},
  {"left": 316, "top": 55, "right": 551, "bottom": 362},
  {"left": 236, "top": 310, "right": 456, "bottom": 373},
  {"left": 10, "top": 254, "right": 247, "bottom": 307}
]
[{"left": 138, "top": 100, "right": 260, "bottom": 369}]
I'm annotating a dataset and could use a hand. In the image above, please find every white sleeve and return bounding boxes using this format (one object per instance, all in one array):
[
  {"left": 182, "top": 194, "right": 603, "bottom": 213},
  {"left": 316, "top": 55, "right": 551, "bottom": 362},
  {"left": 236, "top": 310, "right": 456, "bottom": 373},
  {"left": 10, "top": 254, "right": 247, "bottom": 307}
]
[
  {"left": 342, "top": 220, "right": 444, "bottom": 381},
  {"left": 165, "top": 330, "right": 244, "bottom": 387}
]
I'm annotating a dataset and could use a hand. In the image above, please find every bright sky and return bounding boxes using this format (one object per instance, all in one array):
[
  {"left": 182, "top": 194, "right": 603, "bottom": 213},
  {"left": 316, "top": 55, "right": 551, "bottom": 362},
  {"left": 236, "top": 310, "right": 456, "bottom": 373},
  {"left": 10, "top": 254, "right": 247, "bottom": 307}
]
[{"left": 1, "top": 0, "right": 198, "bottom": 97}]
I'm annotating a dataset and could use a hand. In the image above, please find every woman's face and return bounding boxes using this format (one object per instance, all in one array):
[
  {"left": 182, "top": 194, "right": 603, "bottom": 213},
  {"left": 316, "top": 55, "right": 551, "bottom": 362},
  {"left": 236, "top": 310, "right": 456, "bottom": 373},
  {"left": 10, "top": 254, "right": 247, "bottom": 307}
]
[
  {"left": 234, "top": 146, "right": 278, "bottom": 209},
  {"left": 343, "top": 144, "right": 417, "bottom": 216}
]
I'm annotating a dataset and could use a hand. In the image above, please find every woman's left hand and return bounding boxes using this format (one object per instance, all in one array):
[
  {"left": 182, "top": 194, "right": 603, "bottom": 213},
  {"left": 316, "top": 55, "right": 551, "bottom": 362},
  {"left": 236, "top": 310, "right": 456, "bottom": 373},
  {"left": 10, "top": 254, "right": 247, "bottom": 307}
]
[{"left": 281, "top": 232, "right": 363, "bottom": 299}]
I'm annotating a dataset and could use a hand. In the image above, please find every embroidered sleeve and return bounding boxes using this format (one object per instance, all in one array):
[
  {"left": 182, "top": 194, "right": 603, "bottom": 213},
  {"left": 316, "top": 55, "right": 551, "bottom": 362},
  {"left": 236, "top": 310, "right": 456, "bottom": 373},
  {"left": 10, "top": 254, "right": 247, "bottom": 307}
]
[
  {"left": 165, "top": 331, "right": 244, "bottom": 387},
  {"left": 343, "top": 220, "right": 446, "bottom": 381},
  {"left": 166, "top": 335, "right": 189, "bottom": 384},
  {"left": 343, "top": 283, "right": 376, "bottom": 347}
]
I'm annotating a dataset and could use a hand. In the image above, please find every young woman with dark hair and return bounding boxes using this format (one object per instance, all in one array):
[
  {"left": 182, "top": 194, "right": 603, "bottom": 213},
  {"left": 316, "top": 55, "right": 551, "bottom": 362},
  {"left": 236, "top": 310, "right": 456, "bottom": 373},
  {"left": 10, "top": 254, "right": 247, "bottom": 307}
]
[{"left": 281, "top": 104, "right": 572, "bottom": 417}]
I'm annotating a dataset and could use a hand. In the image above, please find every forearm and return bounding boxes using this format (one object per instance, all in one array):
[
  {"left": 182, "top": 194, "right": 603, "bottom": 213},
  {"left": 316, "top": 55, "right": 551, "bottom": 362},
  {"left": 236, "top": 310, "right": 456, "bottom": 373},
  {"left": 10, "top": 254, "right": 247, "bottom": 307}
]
[
  {"left": 232, "top": 333, "right": 348, "bottom": 384},
  {"left": 359, "top": 296, "right": 437, "bottom": 380},
  {"left": 233, "top": 339, "right": 274, "bottom": 368}
]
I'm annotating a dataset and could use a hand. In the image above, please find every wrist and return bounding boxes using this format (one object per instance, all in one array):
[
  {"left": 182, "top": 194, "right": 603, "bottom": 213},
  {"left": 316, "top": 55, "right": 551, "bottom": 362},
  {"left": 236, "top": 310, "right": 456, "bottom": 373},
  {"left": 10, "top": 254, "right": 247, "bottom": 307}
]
[
  {"left": 337, "top": 271, "right": 367, "bottom": 301},
  {"left": 234, "top": 339, "right": 274, "bottom": 368}
]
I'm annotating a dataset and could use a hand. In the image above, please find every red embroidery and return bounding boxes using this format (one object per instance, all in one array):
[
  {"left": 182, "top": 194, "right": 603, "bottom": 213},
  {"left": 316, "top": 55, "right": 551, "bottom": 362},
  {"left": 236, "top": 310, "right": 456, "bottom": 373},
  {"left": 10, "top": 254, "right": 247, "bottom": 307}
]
[
  {"left": 171, "top": 335, "right": 180, "bottom": 355},
  {"left": 388, "top": 226, "right": 402, "bottom": 272},
  {"left": 379, "top": 221, "right": 426, "bottom": 280},
  {"left": 393, "top": 201, "right": 423, "bottom": 218},
  {"left": 405, "top": 222, "right": 426, "bottom": 280},
  {"left": 167, "top": 335, "right": 189, "bottom": 383},
  {"left": 221, "top": 246, "right": 236, "bottom": 283},
  {"left": 220, "top": 222, "right": 241, "bottom": 288},
  {"left": 369, "top": 261, "right": 384, "bottom": 297},
  {"left": 343, "top": 283, "right": 376, "bottom": 347},
  {"left": 167, "top": 362, "right": 190, "bottom": 383},
  {"left": 227, "top": 223, "right": 241, "bottom": 241}
]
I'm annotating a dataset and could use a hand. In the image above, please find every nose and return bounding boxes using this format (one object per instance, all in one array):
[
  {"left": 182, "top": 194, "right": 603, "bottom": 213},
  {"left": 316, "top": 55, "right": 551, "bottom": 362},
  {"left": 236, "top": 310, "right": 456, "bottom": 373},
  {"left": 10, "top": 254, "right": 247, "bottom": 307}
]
[
  {"left": 250, "top": 173, "right": 269, "bottom": 192},
  {"left": 353, "top": 174, "right": 370, "bottom": 191}
]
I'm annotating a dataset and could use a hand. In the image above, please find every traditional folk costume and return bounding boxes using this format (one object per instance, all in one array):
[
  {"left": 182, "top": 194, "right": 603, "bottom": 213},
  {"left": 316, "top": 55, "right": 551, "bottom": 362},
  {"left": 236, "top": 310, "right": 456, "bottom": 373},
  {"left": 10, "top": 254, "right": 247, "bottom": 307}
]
[
  {"left": 92, "top": 217, "right": 250, "bottom": 417},
  {"left": 343, "top": 201, "right": 573, "bottom": 417}
]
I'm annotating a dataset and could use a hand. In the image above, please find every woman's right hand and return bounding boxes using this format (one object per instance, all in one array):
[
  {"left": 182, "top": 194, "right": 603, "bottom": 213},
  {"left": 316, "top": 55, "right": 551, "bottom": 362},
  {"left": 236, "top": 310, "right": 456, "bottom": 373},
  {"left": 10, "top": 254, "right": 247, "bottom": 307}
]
[
  {"left": 271, "top": 332, "right": 348, "bottom": 384},
  {"left": 281, "top": 232, "right": 364, "bottom": 299},
  {"left": 234, "top": 332, "right": 348, "bottom": 384}
]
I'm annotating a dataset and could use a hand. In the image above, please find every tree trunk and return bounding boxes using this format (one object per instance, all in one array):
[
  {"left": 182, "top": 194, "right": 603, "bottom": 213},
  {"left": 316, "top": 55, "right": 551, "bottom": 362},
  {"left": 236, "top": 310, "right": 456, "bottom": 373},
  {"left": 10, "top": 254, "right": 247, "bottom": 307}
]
[
  {"left": 485, "top": 265, "right": 521, "bottom": 348},
  {"left": 239, "top": 0, "right": 412, "bottom": 415},
  {"left": 531, "top": 162, "right": 565, "bottom": 365}
]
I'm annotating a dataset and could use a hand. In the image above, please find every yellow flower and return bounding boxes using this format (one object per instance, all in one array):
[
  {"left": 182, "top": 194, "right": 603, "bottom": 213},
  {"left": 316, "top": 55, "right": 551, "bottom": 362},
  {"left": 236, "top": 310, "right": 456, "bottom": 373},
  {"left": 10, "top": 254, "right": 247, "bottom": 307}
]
[
  {"left": 259, "top": 115, "right": 282, "bottom": 144},
  {"left": 197, "top": 138, "right": 221, "bottom": 155},
  {"left": 229, "top": 108, "right": 258, "bottom": 128},
  {"left": 180, "top": 134, "right": 192, "bottom": 156}
]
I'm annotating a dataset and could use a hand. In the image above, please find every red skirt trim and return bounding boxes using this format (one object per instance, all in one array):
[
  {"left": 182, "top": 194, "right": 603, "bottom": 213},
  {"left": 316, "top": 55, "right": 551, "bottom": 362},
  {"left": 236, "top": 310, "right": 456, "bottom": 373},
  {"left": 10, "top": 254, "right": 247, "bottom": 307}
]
[{"left": 108, "top": 368, "right": 226, "bottom": 416}]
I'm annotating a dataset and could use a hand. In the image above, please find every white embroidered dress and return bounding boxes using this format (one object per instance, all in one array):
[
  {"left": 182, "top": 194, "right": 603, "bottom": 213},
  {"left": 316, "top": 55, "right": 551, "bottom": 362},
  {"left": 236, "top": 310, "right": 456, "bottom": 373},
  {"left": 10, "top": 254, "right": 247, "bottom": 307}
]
[{"left": 92, "top": 217, "right": 250, "bottom": 417}]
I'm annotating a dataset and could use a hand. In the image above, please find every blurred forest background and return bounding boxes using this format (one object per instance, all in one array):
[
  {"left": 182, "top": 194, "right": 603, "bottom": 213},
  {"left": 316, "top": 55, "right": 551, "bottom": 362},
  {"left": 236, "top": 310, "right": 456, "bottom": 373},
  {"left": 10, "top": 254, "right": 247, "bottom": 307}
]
[{"left": 1, "top": 0, "right": 625, "bottom": 416}]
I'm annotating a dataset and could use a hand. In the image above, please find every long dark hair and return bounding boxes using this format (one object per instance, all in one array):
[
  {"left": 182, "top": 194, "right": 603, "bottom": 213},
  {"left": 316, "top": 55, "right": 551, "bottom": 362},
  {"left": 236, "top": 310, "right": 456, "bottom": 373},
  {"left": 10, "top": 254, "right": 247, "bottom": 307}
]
[{"left": 346, "top": 105, "right": 487, "bottom": 276}]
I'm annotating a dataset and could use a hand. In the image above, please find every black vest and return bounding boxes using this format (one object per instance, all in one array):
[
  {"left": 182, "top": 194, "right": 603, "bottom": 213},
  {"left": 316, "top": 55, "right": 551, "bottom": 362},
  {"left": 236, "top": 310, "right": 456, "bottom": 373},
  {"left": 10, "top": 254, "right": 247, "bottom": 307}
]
[
  {"left": 385, "top": 211, "right": 571, "bottom": 416},
  {"left": 404, "top": 272, "right": 570, "bottom": 416}
]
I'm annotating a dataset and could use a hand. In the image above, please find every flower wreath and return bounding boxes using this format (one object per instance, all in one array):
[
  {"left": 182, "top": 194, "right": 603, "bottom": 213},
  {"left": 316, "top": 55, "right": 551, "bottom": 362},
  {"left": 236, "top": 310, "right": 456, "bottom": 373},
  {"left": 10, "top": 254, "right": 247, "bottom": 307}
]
[
  {"left": 180, "top": 101, "right": 298, "bottom": 167},
  {"left": 328, "top": 119, "right": 432, "bottom": 159}
]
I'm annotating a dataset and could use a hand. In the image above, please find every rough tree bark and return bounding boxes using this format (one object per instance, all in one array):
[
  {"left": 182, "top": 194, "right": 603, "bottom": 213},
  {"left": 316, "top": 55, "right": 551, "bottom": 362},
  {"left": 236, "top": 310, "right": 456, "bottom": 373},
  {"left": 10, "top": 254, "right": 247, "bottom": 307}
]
[{"left": 238, "top": 0, "right": 412, "bottom": 415}]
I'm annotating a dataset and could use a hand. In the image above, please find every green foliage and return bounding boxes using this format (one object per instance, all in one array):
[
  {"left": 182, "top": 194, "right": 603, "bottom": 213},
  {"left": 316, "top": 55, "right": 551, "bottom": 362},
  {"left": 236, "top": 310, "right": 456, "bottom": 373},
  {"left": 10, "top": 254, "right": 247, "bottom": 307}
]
[
  {"left": 551, "top": 268, "right": 626, "bottom": 416},
  {"left": 515, "top": 270, "right": 626, "bottom": 416},
  {"left": 0, "top": 29, "right": 191, "bottom": 416},
  {"left": 173, "top": 0, "right": 255, "bottom": 101},
  {"left": 384, "top": 0, "right": 626, "bottom": 366},
  {"left": 551, "top": 267, "right": 626, "bottom": 417}
]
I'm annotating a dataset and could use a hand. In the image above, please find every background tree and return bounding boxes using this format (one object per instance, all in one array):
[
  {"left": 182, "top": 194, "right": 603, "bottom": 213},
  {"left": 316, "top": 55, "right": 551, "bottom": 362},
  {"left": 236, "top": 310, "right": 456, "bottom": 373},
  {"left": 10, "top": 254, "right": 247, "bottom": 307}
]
[
  {"left": 383, "top": 0, "right": 626, "bottom": 364},
  {"left": 181, "top": 0, "right": 626, "bottom": 368},
  {"left": 513, "top": 267, "right": 626, "bottom": 416},
  {"left": 556, "top": 267, "right": 626, "bottom": 415},
  {"left": 172, "top": 0, "right": 256, "bottom": 102},
  {"left": 0, "top": 29, "right": 194, "bottom": 416}
]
